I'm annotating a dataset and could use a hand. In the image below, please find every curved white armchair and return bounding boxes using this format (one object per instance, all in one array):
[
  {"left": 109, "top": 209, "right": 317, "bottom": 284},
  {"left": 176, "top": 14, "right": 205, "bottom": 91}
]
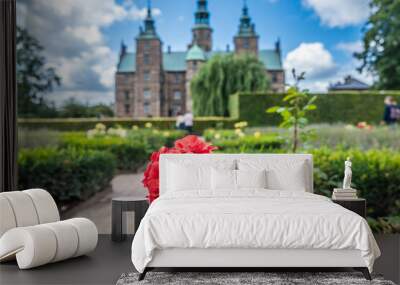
[{"left": 0, "top": 189, "right": 98, "bottom": 269}]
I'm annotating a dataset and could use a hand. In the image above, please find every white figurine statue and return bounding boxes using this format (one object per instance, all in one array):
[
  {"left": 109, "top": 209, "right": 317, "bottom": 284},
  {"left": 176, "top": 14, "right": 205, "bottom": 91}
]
[{"left": 342, "top": 157, "right": 352, "bottom": 189}]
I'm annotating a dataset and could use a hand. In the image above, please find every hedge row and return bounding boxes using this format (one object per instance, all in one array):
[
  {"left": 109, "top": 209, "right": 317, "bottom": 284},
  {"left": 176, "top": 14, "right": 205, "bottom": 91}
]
[
  {"left": 60, "top": 134, "right": 149, "bottom": 171},
  {"left": 203, "top": 129, "right": 284, "bottom": 153},
  {"left": 229, "top": 92, "right": 400, "bottom": 126},
  {"left": 18, "top": 117, "right": 238, "bottom": 132},
  {"left": 213, "top": 137, "right": 284, "bottom": 153},
  {"left": 18, "top": 148, "right": 116, "bottom": 202},
  {"left": 59, "top": 129, "right": 186, "bottom": 171}
]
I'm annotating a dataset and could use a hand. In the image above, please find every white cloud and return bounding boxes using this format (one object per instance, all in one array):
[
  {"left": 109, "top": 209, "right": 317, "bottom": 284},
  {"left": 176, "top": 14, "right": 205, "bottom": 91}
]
[
  {"left": 336, "top": 41, "right": 363, "bottom": 54},
  {"left": 284, "top": 42, "right": 336, "bottom": 80},
  {"left": 303, "top": 0, "right": 370, "bottom": 27},
  {"left": 65, "top": 26, "right": 103, "bottom": 45},
  {"left": 17, "top": 0, "right": 161, "bottom": 105},
  {"left": 127, "top": 7, "right": 162, "bottom": 20},
  {"left": 284, "top": 42, "right": 372, "bottom": 92}
]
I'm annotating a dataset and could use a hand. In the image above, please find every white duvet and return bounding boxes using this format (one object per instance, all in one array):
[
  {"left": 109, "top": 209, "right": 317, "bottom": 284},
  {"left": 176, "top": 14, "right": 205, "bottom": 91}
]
[{"left": 131, "top": 190, "right": 380, "bottom": 273}]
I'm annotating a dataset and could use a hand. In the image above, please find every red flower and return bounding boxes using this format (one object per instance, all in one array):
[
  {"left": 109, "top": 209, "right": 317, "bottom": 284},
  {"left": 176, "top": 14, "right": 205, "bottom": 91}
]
[
  {"left": 174, "top": 135, "right": 218, "bottom": 154},
  {"left": 141, "top": 135, "right": 216, "bottom": 203}
]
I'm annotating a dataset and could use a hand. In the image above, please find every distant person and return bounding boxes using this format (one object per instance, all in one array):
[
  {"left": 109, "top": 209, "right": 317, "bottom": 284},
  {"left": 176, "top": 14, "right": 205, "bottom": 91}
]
[
  {"left": 184, "top": 111, "right": 194, "bottom": 133},
  {"left": 383, "top": 96, "right": 397, "bottom": 125},
  {"left": 175, "top": 112, "right": 185, "bottom": 130}
]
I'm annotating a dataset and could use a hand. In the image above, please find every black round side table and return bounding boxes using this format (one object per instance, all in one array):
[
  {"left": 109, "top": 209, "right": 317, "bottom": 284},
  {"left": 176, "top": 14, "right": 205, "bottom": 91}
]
[{"left": 111, "top": 196, "right": 149, "bottom": 242}]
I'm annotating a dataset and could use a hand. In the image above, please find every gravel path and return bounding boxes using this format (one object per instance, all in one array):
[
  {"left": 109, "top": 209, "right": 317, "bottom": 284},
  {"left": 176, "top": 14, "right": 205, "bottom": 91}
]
[{"left": 63, "top": 173, "right": 147, "bottom": 234}]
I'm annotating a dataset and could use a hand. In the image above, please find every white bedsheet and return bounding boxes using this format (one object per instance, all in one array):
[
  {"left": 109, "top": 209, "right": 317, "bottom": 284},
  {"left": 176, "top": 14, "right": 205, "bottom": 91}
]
[{"left": 131, "top": 190, "right": 380, "bottom": 273}]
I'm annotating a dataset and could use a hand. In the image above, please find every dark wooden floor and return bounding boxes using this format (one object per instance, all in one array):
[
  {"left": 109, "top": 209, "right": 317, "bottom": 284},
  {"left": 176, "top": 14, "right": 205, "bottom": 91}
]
[
  {"left": 0, "top": 235, "right": 134, "bottom": 285},
  {"left": 1, "top": 234, "right": 398, "bottom": 285}
]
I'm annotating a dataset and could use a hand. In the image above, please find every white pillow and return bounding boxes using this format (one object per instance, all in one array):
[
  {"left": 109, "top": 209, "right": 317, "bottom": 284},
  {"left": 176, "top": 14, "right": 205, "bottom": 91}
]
[
  {"left": 236, "top": 169, "right": 267, "bottom": 189},
  {"left": 211, "top": 169, "right": 268, "bottom": 191},
  {"left": 211, "top": 168, "right": 236, "bottom": 190},
  {"left": 238, "top": 159, "right": 308, "bottom": 191},
  {"left": 167, "top": 162, "right": 211, "bottom": 191},
  {"left": 166, "top": 159, "right": 236, "bottom": 193}
]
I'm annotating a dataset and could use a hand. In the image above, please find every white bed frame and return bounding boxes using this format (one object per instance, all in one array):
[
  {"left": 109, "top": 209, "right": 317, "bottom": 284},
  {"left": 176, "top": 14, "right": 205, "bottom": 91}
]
[{"left": 139, "top": 154, "right": 370, "bottom": 280}]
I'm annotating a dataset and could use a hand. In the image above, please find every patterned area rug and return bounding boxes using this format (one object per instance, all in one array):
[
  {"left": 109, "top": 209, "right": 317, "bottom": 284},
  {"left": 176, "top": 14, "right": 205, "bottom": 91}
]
[{"left": 116, "top": 272, "right": 395, "bottom": 285}]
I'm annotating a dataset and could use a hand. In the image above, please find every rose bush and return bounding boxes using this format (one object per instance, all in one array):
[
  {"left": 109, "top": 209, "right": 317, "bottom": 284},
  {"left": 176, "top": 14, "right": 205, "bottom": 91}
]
[{"left": 142, "top": 135, "right": 217, "bottom": 203}]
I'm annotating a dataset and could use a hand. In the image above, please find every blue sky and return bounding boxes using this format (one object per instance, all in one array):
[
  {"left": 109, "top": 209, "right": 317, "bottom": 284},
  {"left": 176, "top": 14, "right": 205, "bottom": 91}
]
[{"left": 17, "top": 0, "right": 372, "bottom": 105}]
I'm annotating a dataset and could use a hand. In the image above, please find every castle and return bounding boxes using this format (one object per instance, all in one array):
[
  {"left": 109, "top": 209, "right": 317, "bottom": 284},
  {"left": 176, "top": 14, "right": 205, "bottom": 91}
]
[{"left": 115, "top": 0, "right": 285, "bottom": 118}]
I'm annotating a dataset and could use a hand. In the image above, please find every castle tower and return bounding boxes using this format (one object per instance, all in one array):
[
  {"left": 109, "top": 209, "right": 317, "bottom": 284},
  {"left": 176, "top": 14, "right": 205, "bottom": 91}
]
[
  {"left": 135, "top": 0, "right": 163, "bottom": 117},
  {"left": 190, "top": 0, "right": 213, "bottom": 52},
  {"left": 185, "top": 44, "right": 206, "bottom": 111},
  {"left": 234, "top": 0, "right": 259, "bottom": 56}
]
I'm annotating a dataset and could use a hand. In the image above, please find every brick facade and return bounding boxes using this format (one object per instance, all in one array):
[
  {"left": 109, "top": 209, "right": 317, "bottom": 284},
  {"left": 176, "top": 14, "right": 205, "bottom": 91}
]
[
  {"left": 115, "top": 72, "right": 135, "bottom": 117},
  {"left": 234, "top": 36, "right": 259, "bottom": 56},
  {"left": 134, "top": 38, "right": 163, "bottom": 117},
  {"left": 163, "top": 71, "right": 186, "bottom": 116},
  {"left": 268, "top": 71, "right": 285, "bottom": 93},
  {"left": 190, "top": 28, "right": 213, "bottom": 52}
]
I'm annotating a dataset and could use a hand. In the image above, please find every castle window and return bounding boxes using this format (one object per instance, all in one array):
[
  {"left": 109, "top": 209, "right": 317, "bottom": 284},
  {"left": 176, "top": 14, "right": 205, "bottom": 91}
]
[
  {"left": 243, "top": 38, "right": 250, "bottom": 49},
  {"left": 144, "top": 71, "right": 150, "bottom": 81},
  {"left": 193, "top": 61, "right": 198, "bottom": 71},
  {"left": 143, "top": 89, "right": 151, "bottom": 100},
  {"left": 144, "top": 54, "right": 150, "bottom": 65},
  {"left": 124, "top": 91, "right": 130, "bottom": 100},
  {"left": 144, "top": 41, "right": 151, "bottom": 50},
  {"left": 125, "top": 104, "right": 130, "bottom": 114},
  {"left": 174, "top": 73, "right": 180, "bottom": 84},
  {"left": 272, "top": 73, "right": 278, "bottom": 83},
  {"left": 144, "top": 102, "right": 150, "bottom": 115},
  {"left": 174, "top": 91, "right": 182, "bottom": 100}
]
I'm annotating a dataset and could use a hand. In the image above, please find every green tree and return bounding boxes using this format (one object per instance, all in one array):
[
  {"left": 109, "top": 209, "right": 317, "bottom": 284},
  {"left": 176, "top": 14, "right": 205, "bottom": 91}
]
[
  {"left": 88, "top": 104, "right": 114, "bottom": 118},
  {"left": 59, "top": 98, "right": 89, "bottom": 118},
  {"left": 355, "top": 0, "right": 400, "bottom": 89},
  {"left": 191, "top": 54, "right": 269, "bottom": 116},
  {"left": 17, "top": 26, "right": 61, "bottom": 117},
  {"left": 267, "top": 69, "right": 317, "bottom": 153},
  {"left": 60, "top": 98, "right": 114, "bottom": 118}
]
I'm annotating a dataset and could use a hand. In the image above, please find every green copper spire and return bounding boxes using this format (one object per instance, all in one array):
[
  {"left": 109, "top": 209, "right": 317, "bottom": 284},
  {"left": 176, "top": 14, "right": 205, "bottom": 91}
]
[
  {"left": 194, "top": 0, "right": 210, "bottom": 28},
  {"left": 138, "top": 0, "right": 158, "bottom": 38},
  {"left": 237, "top": 0, "right": 257, "bottom": 37}
]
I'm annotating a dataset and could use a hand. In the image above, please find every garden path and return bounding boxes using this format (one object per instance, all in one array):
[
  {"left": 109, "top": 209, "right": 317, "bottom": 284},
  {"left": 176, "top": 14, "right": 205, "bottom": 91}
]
[{"left": 62, "top": 173, "right": 147, "bottom": 234}]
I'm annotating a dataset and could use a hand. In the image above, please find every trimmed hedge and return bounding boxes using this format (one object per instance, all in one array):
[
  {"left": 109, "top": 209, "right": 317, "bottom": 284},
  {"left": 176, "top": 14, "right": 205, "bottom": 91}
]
[
  {"left": 60, "top": 133, "right": 149, "bottom": 171},
  {"left": 311, "top": 148, "right": 400, "bottom": 219},
  {"left": 229, "top": 92, "right": 400, "bottom": 126},
  {"left": 126, "top": 129, "right": 186, "bottom": 149},
  {"left": 203, "top": 129, "right": 284, "bottom": 153},
  {"left": 18, "top": 117, "right": 238, "bottom": 132},
  {"left": 18, "top": 148, "right": 116, "bottom": 201},
  {"left": 213, "top": 136, "right": 284, "bottom": 153}
]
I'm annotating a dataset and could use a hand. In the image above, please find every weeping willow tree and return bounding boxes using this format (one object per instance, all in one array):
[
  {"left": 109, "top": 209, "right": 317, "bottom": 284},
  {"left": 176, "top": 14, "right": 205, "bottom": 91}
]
[{"left": 191, "top": 54, "right": 269, "bottom": 116}]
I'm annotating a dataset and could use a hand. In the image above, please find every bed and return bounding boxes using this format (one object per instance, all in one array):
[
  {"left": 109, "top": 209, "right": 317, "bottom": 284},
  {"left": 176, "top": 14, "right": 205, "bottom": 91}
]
[{"left": 131, "top": 154, "right": 380, "bottom": 280}]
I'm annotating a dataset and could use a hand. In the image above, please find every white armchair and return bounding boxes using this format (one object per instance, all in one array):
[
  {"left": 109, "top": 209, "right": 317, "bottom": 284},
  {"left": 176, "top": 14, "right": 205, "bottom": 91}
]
[{"left": 0, "top": 189, "right": 98, "bottom": 269}]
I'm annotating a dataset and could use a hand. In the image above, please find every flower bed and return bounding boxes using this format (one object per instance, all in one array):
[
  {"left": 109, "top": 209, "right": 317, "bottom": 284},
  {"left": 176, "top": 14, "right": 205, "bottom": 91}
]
[
  {"left": 59, "top": 124, "right": 186, "bottom": 171},
  {"left": 204, "top": 128, "right": 284, "bottom": 153}
]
